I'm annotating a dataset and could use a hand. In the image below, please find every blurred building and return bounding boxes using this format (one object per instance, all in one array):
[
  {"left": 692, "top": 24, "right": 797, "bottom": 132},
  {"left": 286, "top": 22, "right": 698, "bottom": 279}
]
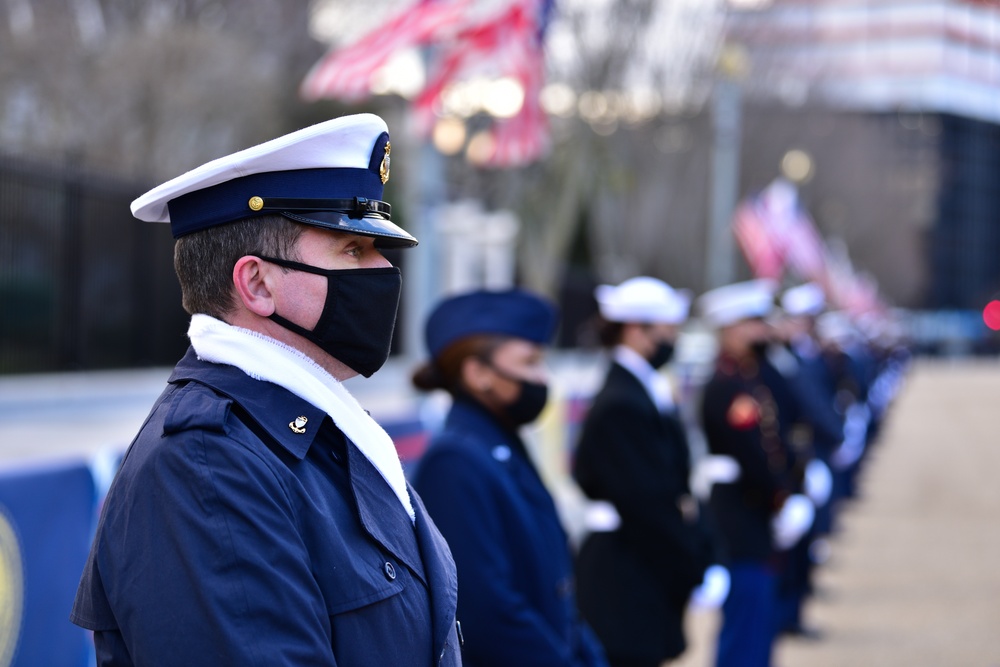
[{"left": 726, "top": 0, "right": 1000, "bottom": 309}]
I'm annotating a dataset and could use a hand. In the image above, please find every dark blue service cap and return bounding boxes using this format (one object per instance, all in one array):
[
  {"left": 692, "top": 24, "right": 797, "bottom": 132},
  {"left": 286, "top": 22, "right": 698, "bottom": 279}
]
[
  {"left": 130, "top": 114, "right": 417, "bottom": 248},
  {"left": 425, "top": 289, "right": 559, "bottom": 359}
]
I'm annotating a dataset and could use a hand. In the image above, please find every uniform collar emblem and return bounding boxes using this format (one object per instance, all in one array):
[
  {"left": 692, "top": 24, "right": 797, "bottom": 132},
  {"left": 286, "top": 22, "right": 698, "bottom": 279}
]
[{"left": 289, "top": 415, "right": 308, "bottom": 434}]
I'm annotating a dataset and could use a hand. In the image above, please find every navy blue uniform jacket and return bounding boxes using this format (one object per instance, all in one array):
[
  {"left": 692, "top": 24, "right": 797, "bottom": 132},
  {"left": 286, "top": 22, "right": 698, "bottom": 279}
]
[
  {"left": 700, "top": 354, "right": 793, "bottom": 563},
  {"left": 412, "top": 398, "right": 607, "bottom": 667},
  {"left": 71, "top": 348, "right": 462, "bottom": 667},
  {"left": 573, "top": 362, "right": 712, "bottom": 662}
]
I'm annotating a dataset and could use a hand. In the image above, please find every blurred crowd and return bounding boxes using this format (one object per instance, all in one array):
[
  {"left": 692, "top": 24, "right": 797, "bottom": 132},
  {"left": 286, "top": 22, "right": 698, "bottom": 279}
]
[{"left": 410, "top": 276, "right": 910, "bottom": 667}]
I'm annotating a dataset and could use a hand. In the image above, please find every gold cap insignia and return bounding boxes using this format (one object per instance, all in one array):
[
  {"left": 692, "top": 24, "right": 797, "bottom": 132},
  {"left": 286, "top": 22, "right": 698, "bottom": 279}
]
[
  {"left": 289, "top": 416, "right": 308, "bottom": 434},
  {"left": 379, "top": 142, "right": 391, "bottom": 184}
]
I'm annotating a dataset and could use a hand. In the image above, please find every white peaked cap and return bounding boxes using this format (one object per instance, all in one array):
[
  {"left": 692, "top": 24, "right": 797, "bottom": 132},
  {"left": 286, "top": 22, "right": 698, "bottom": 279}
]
[
  {"left": 595, "top": 277, "right": 691, "bottom": 324},
  {"left": 128, "top": 113, "right": 416, "bottom": 247},
  {"left": 781, "top": 282, "right": 826, "bottom": 317},
  {"left": 698, "top": 279, "right": 777, "bottom": 328}
]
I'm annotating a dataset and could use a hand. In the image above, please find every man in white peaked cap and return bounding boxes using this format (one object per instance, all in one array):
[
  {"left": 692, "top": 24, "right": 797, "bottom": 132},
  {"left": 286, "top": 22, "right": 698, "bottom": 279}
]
[
  {"left": 696, "top": 279, "right": 804, "bottom": 667},
  {"left": 573, "top": 277, "right": 714, "bottom": 666},
  {"left": 71, "top": 115, "right": 462, "bottom": 666}
]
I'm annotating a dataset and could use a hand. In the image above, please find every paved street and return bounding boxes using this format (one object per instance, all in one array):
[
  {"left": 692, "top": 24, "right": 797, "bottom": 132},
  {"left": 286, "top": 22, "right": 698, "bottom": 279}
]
[{"left": 677, "top": 358, "right": 1000, "bottom": 667}]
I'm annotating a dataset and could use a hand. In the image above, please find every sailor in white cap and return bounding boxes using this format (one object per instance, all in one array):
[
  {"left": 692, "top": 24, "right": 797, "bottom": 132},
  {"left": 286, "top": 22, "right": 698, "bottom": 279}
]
[
  {"left": 696, "top": 279, "right": 811, "bottom": 667},
  {"left": 71, "top": 115, "right": 462, "bottom": 666},
  {"left": 573, "top": 277, "right": 713, "bottom": 666},
  {"left": 770, "top": 284, "right": 844, "bottom": 639}
]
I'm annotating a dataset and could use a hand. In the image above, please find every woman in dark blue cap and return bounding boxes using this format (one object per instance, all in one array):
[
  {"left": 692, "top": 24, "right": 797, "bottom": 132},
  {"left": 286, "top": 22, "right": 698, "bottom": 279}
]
[{"left": 411, "top": 289, "right": 608, "bottom": 667}]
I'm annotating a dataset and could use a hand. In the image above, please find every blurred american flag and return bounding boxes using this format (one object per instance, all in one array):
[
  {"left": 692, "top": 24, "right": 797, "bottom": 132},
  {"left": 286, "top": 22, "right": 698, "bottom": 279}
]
[{"left": 301, "top": 0, "right": 554, "bottom": 168}]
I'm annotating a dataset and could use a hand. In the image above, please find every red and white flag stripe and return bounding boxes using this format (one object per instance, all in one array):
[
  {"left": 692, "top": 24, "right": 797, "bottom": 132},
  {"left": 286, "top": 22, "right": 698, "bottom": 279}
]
[{"left": 300, "top": 0, "right": 472, "bottom": 102}]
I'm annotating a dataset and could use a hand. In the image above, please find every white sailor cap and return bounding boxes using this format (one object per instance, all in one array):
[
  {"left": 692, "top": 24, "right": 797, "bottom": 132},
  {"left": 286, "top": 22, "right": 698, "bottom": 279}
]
[
  {"left": 781, "top": 282, "right": 826, "bottom": 317},
  {"left": 698, "top": 279, "right": 777, "bottom": 328},
  {"left": 595, "top": 277, "right": 691, "bottom": 325},
  {"left": 130, "top": 113, "right": 416, "bottom": 247}
]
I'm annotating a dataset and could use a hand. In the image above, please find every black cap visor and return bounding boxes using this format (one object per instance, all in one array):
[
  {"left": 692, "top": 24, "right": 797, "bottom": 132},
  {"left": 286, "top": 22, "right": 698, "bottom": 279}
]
[
  {"left": 253, "top": 196, "right": 416, "bottom": 248},
  {"left": 280, "top": 210, "right": 418, "bottom": 248}
]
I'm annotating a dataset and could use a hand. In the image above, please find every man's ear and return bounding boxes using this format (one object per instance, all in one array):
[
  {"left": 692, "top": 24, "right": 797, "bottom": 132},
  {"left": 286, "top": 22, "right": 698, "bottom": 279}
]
[{"left": 232, "top": 255, "right": 276, "bottom": 317}]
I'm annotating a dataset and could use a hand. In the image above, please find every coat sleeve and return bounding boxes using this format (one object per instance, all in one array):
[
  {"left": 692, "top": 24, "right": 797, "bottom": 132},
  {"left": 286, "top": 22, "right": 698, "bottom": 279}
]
[
  {"left": 414, "top": 444, "right": 591, "bottom": 667},
  {"left": 92, "top": 424, "right": 337, "bottom": 667}
]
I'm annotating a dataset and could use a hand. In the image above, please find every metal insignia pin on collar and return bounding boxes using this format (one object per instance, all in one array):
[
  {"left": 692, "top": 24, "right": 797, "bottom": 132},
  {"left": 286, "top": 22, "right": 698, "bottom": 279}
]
[{"left": 289, "top": 416, "right": 308, "bottom": 434}]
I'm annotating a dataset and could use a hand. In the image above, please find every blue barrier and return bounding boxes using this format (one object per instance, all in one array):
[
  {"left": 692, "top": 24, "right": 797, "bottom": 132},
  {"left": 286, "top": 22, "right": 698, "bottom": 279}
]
[{"left": 0, "top": 459, "right": 95, "bottom": 667}]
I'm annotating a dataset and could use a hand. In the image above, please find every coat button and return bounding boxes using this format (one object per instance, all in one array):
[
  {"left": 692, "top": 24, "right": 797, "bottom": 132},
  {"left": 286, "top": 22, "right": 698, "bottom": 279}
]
[{"left": 383, "top": 561, "right": 396, "bottom": 581}]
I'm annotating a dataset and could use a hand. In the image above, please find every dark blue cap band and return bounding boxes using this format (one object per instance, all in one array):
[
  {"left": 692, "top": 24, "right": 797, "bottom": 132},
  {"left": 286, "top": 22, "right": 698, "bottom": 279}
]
[{"left": 167, "top": 167, "right": 383, "bottom": 238}]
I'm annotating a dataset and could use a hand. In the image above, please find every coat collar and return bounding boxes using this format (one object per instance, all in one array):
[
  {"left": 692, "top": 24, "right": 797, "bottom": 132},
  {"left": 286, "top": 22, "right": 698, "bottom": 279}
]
[
  {"left": 168, "top": 347, "right": 325, "bottom": 460},
  {"left": 443, "top": 397, "right": 527, "bottom": 458}
]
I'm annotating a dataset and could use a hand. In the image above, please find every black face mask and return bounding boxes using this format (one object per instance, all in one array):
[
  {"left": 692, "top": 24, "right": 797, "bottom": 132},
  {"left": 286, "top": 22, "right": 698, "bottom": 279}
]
[
  {"left": 484, "top": 363, "right": 550, "bottom": 427},
  {"left": 750, "top": 341, "right": 770, "bottom": 359},
  {"left": 648, "top": 341, "right": 675, "bottom": 370},
  {"left": 258, "top": 256, "right": 401, "bottom": 378}
]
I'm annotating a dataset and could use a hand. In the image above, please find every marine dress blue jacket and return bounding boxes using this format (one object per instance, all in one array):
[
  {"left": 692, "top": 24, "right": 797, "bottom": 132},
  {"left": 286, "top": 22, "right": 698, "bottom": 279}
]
[
  {"left": 412, "top": 397, "right": 606, "bottom": 667},
  {"left": 71, "top": 348, "right": 462, "bottom": 667}
]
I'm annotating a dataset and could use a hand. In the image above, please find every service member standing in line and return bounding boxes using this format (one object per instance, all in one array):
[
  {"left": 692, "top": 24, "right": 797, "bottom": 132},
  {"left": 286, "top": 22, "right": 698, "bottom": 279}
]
[
  {"left": 411, "top": 289, "right": 608, "bottom": 667},
  {"left": 572, "top": 277, "right": 713, "bottom": 667},
  {"left": 697, "top": 280, "right": 806, "bottom": 667},
  {"left": 71, "top": 115, "right": 462, "bottom": 666}
]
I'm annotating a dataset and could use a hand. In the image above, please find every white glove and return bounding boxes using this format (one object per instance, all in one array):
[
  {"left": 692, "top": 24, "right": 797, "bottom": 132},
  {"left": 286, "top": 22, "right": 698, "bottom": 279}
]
[
  {"left": 804, "top": 459, "right": 833, "bottom": 506},
  {"left": 832, "top": 402, "right": 870, "bottom": 470},
  {"left": 582, "top": 500, "right": 621, "bottom": 533},
  {"left": 690, "top": 565, "right": 731, "bottom": 610},
  {"left": 771, "top": 493, "right": 815, "bottom": 550},
  {"left": 690, "top": 455, "right": 741, "bottom": 501}
]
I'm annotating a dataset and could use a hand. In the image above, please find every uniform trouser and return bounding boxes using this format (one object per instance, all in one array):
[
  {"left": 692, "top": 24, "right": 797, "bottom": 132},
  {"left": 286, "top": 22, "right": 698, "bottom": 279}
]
[
  {"left": 715, "top": 560, "right": 777, "bottom": 667},
  {"left": 774, "top": 529, "right": 814, "bottom": 633}
]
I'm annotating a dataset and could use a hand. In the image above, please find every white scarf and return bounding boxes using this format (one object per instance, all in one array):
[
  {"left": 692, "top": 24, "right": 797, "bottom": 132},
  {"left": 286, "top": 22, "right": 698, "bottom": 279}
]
[{"left": 187, "top": 314, "right": 414, "bottom": 522}]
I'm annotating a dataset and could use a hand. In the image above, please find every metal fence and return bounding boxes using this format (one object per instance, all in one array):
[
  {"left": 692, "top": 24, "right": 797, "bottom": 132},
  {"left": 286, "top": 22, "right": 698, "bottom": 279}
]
[{"left": 0, "top": 154, "right": 189, "bottom": 374}]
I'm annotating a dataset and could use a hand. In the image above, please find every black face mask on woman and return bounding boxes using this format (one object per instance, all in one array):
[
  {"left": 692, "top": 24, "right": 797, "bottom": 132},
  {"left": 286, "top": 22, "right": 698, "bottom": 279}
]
[
  {"left": 647, "top": 341, "right": 675, "bottom": 370},
  {"left": 483, "top": 363, "right": 550, "bottom": 426},
  {"left": 258, "top": 255, "right": 401, "bottom": 378}
]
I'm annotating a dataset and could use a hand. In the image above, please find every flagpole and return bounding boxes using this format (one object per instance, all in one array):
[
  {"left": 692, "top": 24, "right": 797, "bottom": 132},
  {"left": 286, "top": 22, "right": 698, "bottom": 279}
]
[{"left": 705, "top": 45, "right": 747, "bottom": 290}]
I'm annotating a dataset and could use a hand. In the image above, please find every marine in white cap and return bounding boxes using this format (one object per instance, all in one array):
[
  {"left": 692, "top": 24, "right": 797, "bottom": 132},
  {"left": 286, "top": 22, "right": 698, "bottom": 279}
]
[
  {"left": 695, "top": 279, "right": 813, "bottom": 667},
  {"left": 573, "top": 276, "right": 714, "bottom": 665},
  {"left": 71, "top": 115, "right": 462, "bottom": 666}
]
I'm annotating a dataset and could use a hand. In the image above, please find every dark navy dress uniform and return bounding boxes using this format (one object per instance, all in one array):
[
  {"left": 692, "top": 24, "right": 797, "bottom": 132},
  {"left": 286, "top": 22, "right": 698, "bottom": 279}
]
[
  {"left": 71, "top": 349, "right": 461, "bottom": 666},
  {"left": 700, "top": 353, "right": 792, "bottom": 667},
  {"left": 573, "top": 361, "right": 712, "bottom": 664},
  {"left": 412, "top": 396, "right": 606, "bottom": 667}
]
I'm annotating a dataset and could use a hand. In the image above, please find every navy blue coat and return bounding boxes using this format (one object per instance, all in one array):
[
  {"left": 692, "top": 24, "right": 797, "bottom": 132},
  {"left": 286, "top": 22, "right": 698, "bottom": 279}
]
[
  {"left": 573, "top": 362, "right": 713, "bottom": 663},
  {"left": 71, "top": 348, "right": 462, "bottom": 667},
  {"left": 411, "top": 397, "right": 607, "bottom": 667},
  {"left": 700, "top": 354, "right": 793, "bottom": 563}
]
